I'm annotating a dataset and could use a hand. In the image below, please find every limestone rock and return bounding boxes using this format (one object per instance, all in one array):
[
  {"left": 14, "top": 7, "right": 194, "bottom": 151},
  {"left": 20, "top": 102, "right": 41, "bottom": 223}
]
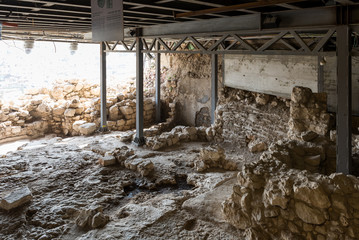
[
  {"left": 51, "top": 86, "right": 64, "bottom": 100},
  {"left": 109, "top": 105, "right": 119, "bottom": 121},
  {"left": 255, "top": 94, "right": 270, "bottom": 105},
  {"left": 91, "top": 212, "right": 109, "bottom": 229},
  {"left": 195, "top": 146, "right": 236, "bottom": 172},
  {"left": 295, "top": 202, "right": 326, "bottom": 225},
  {"left": 64, "top": 108, "right": 76, "bottom": 117},
  {"left": 200, "top": 145, "right": 225, "bottom": 162},
  {"left": 291, "top": 86, "right": 312, "bottom": 104},
  {"left": 76, "top": 206, "right": 108, "bottom": 229},
  {"left": 248, "top": 140, "right": 268, "bottom": 153},
  {"left": 137, "top": 160, "right": 154, "bottom": 177},
  {"left": 99, "top": 156, "right": 116, "bottom": 167},
  {"left": 0, "top": 186, "right": 32, "bottom": 210},
  {"left": 63, "top": 84, "right": 75, "bottom": 93},
  {"left": 53, "top": 106, "right": 66, "bottom": 116},
  {"left": 119, "top": 106, "right": 133, "bottom": 115},
  {"left": 73, "top": 120, "right": 87, "bottom": 132},
  {"left": 78, "top": 123, "right": 97, "bottom": 136},
  {"left": 293, "top": 181, "right": 330, "bottom": 208}
]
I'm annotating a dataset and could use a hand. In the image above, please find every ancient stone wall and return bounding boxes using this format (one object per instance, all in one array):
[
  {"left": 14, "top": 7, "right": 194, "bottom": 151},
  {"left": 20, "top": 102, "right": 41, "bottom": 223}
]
[
  {"left": 213, "top": 87, "right": 290, "bottom": 150},
  {"left": 222, "top": 158, "right": 359, "bottom": 240},
  {"left": 161, "top": 54, "right": 213, "bottom": 126},
  {"left": 0, "top": 79, "right": 157, "bottom": 140}
]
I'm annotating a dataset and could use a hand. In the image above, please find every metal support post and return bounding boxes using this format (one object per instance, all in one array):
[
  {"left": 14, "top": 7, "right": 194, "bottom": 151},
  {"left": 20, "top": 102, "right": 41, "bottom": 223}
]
[
  {"left": 155, "top": 41, "right": 161, "bottom": 123},
  {"left": 211, "top": 54, "right": 218, "bottom": 124},
  {"left": 100, "top": 42, "right": 108, "bottom": 132},
  {"left": 133, "top": 37, "right": 145, "bottom": 146},
  {"left": 317, "top": 56, "right": 324, "bottom": 93},
  {"left": 336, "top": 25, "right": 352, "bottom": 174}
]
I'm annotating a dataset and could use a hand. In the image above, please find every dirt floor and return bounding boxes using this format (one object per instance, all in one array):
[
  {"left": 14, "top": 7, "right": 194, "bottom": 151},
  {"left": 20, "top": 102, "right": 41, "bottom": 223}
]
[{"left": 0, "top": 131, "right": 260, "bottom": 240}]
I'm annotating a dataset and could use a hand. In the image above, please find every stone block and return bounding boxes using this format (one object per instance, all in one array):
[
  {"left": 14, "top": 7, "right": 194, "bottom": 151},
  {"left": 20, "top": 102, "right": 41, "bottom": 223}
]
[
  {"left": 0, "top": 186, "right": 32, "bottom": 210},
  {"left": 99, "top": 156, "right": 116, "bottom": 167},
  {"left": 78, "top": 123, "right": 97, "bottom": 135},
  {"left": 294, "top": 202, "right": 325, "bottom": 225},
  {"left": 64, "top": 108, "right": 76, "bottom": 117}
]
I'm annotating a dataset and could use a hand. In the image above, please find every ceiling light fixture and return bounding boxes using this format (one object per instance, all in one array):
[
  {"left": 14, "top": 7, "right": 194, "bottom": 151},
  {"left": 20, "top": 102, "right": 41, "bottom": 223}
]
[{"left": 24, "top": 39, "right": 34, "bottom": 54}]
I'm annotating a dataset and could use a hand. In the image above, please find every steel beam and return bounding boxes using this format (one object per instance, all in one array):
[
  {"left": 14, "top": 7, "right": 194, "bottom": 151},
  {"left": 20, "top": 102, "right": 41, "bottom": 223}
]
[
  {"left": 99, "top": 42, "right": 108, "bottom": 132},
  {"left": 317, "top": 56, "right": 324, "bottom": 93},
  {"left": 155, "top": 41, "right": 161, "bottom": 123},
  {"left": 133, "top": 37, "right": 145, "bottom": 146},
  {"left": 141, "top": 14, "right": 260, "bottom": 37},
  {"left": 138, "top": 6, "right": 343, "bottom": 38},
  {"left": 336, "top": 25, "right": 352, "bottom": 174},
  {"left": 211, "top": 54, "right": 218, "bottom": 124}
]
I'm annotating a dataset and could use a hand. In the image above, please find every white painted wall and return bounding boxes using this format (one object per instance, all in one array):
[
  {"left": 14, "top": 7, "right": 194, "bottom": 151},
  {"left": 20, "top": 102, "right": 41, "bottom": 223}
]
[{"left": 224, "top": 55, "right": 318, "bottom": 98}]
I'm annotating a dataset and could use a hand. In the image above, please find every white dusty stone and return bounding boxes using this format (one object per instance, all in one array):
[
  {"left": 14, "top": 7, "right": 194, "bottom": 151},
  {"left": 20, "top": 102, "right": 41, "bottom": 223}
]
[
  {"left": 64, "top": 108, "right": 76, "bottom": 117},
  {"left": 119, "top": 106, "right": 134, "bottom": 115},
  {"left": 73, "top": 120, "right": 87, "bottom": 132},
  {"left": 0, "top": 186, "right": 32, "bottom": 210},
  {"left": 78, "top": 123, "right": 97, "bottom": 135},
  {"left": 63, "top": 84, "right": 75, "bottom": 93},
  {"left": 99, "top": 156, "right": 116, "bottom": 167}
]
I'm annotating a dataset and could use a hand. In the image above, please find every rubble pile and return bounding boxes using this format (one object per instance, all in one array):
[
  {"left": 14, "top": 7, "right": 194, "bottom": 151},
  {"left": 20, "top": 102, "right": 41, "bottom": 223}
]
[
  {"left": 145, "top": 125, "right": 215, "bottom": 150},
  {"left": 261, "top": 138, "right": 337, "bottom": 175},
  {"left": 222, "top": 158, "right": 359, "bottom": 240},
  {"left": 99, "top": 146, "right": 155, "bottom": 177},
  {"left": 194, "top": 145, "right": 237, "bottom": 172}
]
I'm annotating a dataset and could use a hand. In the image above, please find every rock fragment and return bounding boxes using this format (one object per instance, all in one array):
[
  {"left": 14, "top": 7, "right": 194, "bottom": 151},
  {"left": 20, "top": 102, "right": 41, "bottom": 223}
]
[{"left": 0, "top": 186, "right": 32, "bottom": 211}]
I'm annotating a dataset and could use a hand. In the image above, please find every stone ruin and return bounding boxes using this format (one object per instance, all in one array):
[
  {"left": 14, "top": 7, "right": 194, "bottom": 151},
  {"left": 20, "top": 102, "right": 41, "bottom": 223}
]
[
  {"left": 222, "top": 159, "right": 359, "bottom": 240},
  {"left": 218, "top": 86, "right": 359, "bottom": 239},
  {"left": 0, "top": 79, "right": 166, "bottom": 141},
  {"left": 2, "top": 66, "right": 359, "bottom": 239}
]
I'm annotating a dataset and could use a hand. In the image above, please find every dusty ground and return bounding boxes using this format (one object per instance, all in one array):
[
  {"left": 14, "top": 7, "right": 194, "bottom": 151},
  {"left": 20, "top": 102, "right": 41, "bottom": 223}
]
[{"left": 0, "top": 131, "right": 255, "bottom": 240}]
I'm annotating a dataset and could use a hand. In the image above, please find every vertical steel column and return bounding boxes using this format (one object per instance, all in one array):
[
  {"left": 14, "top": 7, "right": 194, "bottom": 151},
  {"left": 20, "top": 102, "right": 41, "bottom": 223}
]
[
  {"left": 336, "top": 25, "right": 352, "bottom": 174},
  {"left": 133, "top": 37, "right": 145, "bottom": 146},
  {"left": 100, "top": 42, "right": 108, "bottom": 132},
  {"left": 317, "top": 56, "right": 324, "bottom": 93},
  {"left": 155, "top": 41, "right": 161, "bottom": 123},
  {"left": 211, "top": 54, "right": 218, "bottom": 124}
]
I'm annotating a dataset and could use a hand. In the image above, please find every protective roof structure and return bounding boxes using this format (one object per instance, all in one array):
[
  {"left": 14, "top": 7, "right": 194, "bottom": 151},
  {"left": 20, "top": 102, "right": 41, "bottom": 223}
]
[{"left": 0, "top": 0, "right": 358, "bottom": 42}]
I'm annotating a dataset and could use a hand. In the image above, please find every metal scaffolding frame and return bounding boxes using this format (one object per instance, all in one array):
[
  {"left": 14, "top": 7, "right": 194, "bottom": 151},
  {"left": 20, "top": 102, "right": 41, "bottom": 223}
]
[{"left": 98, "top": 4, "right": 358, "bottom": 173}]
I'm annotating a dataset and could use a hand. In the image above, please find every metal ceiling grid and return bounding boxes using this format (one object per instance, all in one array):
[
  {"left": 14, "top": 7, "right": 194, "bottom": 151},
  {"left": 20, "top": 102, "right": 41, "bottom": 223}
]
[{"left": 0, "top": 0, "right": 357, "bottom": 42}]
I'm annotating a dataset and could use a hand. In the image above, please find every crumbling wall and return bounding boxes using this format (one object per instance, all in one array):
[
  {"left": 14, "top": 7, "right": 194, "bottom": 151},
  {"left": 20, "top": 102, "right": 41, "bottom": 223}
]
[
  {"left": 222, "top": 158, "right": 359, "bottom": 240},
  {"left": 289, "top": 86, "right": 332, "bottom": 140},
  {"left": 162, "top": 54, "right": 212, "bottom": 126},
  {"left": 214, "top": 87, "right": 290, "bottom": 150},
  {"left": 0, "top": 79, "right": 156, "bottom": 140}
]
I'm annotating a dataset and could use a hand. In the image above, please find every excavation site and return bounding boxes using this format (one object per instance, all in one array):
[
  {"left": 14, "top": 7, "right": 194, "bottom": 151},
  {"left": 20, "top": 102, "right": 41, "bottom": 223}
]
[{"left": 1, "top": 1, "right": 359, "bottom": 239}]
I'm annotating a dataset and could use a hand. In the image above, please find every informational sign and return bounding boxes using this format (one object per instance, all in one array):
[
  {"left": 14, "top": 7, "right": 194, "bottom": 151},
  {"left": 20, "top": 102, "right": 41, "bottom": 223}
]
[{"left": 91, "top": 0, "right": 124, "bottom": 41}]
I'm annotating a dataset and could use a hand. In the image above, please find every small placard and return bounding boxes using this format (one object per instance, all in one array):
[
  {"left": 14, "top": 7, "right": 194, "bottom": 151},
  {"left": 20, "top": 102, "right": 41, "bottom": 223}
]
[{"left": 91, "top": 0, "right": 124, "bottom": 41}]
